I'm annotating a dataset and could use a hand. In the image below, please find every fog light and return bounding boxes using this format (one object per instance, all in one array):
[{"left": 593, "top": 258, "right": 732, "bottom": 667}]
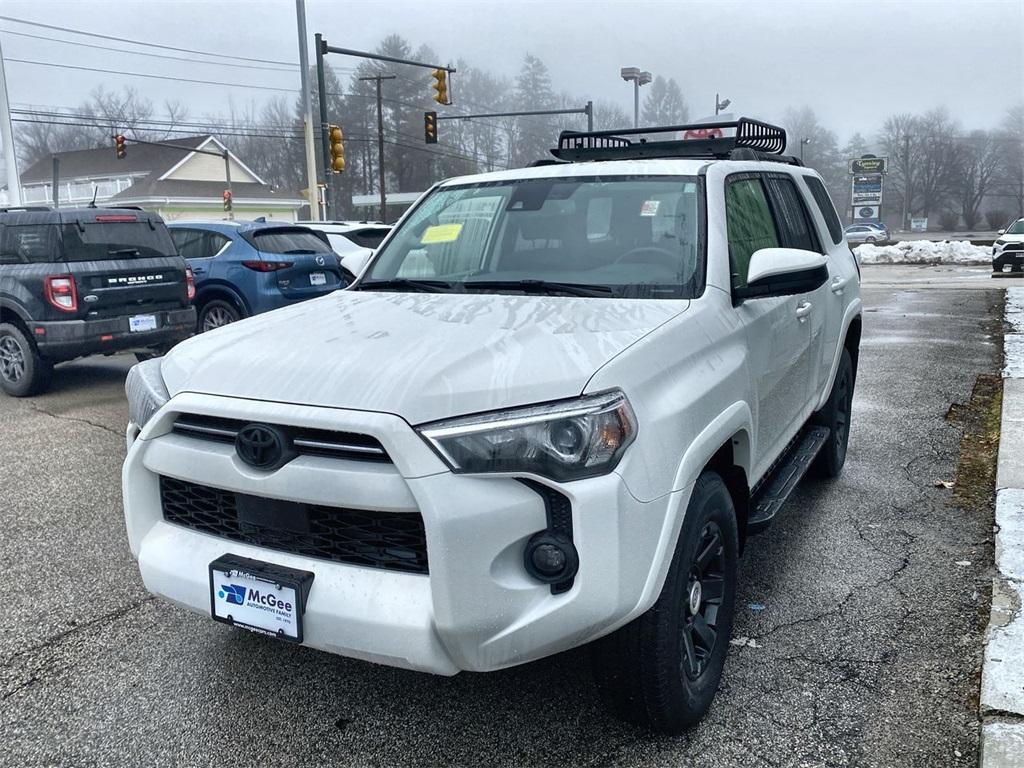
[
  {"left": 532, "top": 543, "right": 566, "bottom": 575},
  {"left": 523, "top": 532, "right": 579, "bottom": 585}
]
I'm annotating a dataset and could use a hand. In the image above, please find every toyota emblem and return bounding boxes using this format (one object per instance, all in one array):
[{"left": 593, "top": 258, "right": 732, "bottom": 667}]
[
  {"left": 315, "top": 255, "right": 325, "bottom": 266},
  {"left": 235, "top": 424, "right": 286, "bottom": 469}
]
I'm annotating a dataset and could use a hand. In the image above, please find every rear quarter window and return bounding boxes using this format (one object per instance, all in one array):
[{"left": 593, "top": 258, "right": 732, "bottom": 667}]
[
  {"left": 0, "top": 224, "right": 59, "bottom": 264},
  {"left": 802, "top": 175, "right": 844, "bottom": 245}
]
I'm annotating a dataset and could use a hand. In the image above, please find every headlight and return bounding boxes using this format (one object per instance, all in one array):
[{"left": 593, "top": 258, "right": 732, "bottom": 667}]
[
  {"left": 125, "top": 358, "right": 170, "bottom": 430},
  {"left": 417, "top": 390, "right": 637, "bottom": 482}
]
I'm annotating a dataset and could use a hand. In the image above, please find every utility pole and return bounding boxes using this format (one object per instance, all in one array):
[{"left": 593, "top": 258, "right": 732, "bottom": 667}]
[
  {"left": 901, "top": 132, "right": 911, "bottom": 231},
  {"left": 359, "top": 74, "right": 395, "bottom": 223},
  {"left": 0, "top": 36, "right": 21, "bottom": 206},
  {"left": 51, "top": 157, "right": 59, "bottom": 208},
  {"left": 295, "top": 0, "right": 319, "bottom": 220}
]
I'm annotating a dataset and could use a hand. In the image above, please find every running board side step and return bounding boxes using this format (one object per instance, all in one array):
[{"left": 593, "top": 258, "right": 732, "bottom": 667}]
[{"left": 747, "top": 425, "right": 831, "bottom": 535}]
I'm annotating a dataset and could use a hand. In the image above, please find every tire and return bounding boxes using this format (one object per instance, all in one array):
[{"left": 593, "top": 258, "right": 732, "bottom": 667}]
[
  {"left": 0, "top": 322, "right": 53, "bottom": 397},
  {"left": 591, "top": 471, "right": 739, "bottom": 734},
  {"left": 197, "top": 299, "right": 241, "bottom": 333},
  {"left": 865, "top": 236, "right": 876, "bottom": 243},
  {"left": 811, "top": 348, "right": 854, "bottom": 478}
]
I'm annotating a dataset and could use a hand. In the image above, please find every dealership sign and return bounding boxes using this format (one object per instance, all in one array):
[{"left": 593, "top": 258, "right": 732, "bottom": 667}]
[{"left": 849, "top": 157, "right": 887, "bottom": 174}]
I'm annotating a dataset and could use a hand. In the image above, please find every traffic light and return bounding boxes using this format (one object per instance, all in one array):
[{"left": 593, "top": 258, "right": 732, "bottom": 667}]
[
  {"left": 424, "top": 111, "right": 438, "bottom": 144},
  {"left": 328, "top": 124, "right": 345, "bottom": 173},
  {"left": 222, "top": 189, "right": 232, "bottom": 212},
  {"left": 431, "top": 69, "right": 449, "bottom": 105},
  {"left": 114, "top": 134, "right": 126, "bottom": 159}
]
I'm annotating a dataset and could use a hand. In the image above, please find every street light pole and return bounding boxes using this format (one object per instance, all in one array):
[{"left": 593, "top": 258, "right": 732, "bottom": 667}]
[
  {"left": 715, "top": 94, "right": 731, "bottom": 116},
  {"left": 621, "top": 67, "right": 652, "bottom": 129},
  {"left": 295, "top": 0, "right": 320, "bottom": 221},
  {"left": 799, "top": 137, "right": 812, "bottom": 162}
]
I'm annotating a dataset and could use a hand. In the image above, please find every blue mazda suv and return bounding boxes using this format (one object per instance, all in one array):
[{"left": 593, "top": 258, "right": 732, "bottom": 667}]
[{"left": 168, "top": 221, "right": 344, "bottom": 332}]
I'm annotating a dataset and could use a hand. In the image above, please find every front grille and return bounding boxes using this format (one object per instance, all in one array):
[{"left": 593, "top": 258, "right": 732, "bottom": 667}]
[
  {"left": 1001, "top": 243, "right": 1024, "bottom": 253},
  {"left": 172, "top": 414, "right": 390, "bottom": 463},
  {"left": 160, "top": 476, "right": 427, "bottom": 574}
]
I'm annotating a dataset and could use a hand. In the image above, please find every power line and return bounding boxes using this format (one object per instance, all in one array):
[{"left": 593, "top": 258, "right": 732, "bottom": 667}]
[
  {"left": 12, "top": 108, "right": 303, "bottom": 133},
  {"left": 0, "top": 28, "right": 298, "bottom": 73},
  {"left": 0, "top": 15, "right": 299, "bottom": 68},
  {"left": 7, "top": 58, "right": 301, "bottom": 94},
  {"left": 11, "top": 117, "right": 302, "bottom": 141}
]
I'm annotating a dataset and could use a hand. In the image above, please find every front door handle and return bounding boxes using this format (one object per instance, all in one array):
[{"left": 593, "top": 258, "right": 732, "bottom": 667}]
[
  {"left": 830, "top": 276, "right": 847, "bottom": 294},
  {"left": 796, "top": 301, "right": 813, "bottom": 321}
]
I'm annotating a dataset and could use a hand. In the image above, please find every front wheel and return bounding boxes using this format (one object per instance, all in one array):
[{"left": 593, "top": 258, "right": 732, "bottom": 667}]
[
  {"left": 0, "top": 323, "right": 53, "bottom": 397},
  {"left": 591, "top": 471, "right": 738, "bottom": 733},
  {"left": 812, "top": 348, "right": 854, "bottom": 478}
]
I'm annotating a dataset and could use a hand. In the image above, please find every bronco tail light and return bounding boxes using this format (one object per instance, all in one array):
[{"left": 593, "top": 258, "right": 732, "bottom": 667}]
[
  {"left": 44, "top": 275, "right": 78, "bottom": 312},
  {"left": 241, "top": 260, "right": 294, "bottom": 272},
  {"left": 185, "top": 266, "right": 196, "bottom": 301}
]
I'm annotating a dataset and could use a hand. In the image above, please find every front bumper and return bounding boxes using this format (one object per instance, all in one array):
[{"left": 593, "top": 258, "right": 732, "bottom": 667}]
[
  {"left": 34, "top": 307, "right": 196, "bottom": 360},
  {"left": 123, "top": 392, "right": 686, "bottom": 675},
  {"left": 993, "top": 250, "right": 1023, "bottom": 271}
]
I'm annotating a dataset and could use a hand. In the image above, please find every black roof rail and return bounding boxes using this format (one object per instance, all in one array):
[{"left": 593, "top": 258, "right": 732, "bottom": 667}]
[
  {"left": 0, "top": 205, "right": 53, "bottom": 213},
  {"left": 551, "top": 117, "right": 790, "bottom": 163}
]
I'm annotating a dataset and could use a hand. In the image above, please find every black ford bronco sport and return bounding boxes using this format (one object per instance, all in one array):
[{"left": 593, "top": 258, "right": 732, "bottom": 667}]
[{"left": 0, "top": 207, "right": 196, "bottom": 397}]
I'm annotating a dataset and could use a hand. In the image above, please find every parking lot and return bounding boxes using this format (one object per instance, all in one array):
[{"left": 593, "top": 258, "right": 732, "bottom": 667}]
[{"left": 0, "top": 266, "right": 1010, "bottom": 767}]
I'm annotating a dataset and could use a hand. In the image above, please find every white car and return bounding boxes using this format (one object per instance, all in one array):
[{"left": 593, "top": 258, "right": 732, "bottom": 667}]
[
  {"left": 993, "top": 218, "right": 1024, "bottom": 273},
  {"left": 296, "top": 221, "right": 392, "bottom": 278},
  {"left": 123, "top": 119, "right": 862, "bottom": 732},
  {"left": 844, "top": 223, "right": 886, "bottom": 244}
]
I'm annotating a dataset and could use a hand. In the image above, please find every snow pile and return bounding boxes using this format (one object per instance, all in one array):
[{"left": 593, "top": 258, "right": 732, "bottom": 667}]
[{"left": 855, "top": 240, "right": 991, "bottom": 265}]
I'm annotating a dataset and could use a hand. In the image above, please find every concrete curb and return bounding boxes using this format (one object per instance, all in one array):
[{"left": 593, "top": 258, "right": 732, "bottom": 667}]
[{"left": 982, "top": 287, "right": 1024, "bottom": 767}]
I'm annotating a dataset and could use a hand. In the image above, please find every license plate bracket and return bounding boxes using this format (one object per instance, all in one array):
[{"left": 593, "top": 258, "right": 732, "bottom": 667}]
[{"left": 209, "top": 553, "right": 314, "bottom": 643}]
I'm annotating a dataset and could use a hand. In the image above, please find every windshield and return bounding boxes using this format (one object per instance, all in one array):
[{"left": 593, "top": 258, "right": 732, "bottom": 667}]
[
  {"left": 61, "top": 222, "right": 176, "bottom": 262},
  {"left": 251, "top": 229, "right": 333, "bottom": 255},
  {"left": 362, "top": 176, "right": 705, "bottom": 299},
  {"left": 1006, "top": 219, "right": 1024, "bottom": 235}
]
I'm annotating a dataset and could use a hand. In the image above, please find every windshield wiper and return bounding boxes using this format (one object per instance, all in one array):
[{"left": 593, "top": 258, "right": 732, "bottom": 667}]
[
  {"left": 463, "top": 279, "right": 615, "bottom": 297},
  {"left": 356, "top": 277, "right": 458, "bottom": 293},
  {"left": 108, "top": 248, "right": 141, "bottom": 257}
]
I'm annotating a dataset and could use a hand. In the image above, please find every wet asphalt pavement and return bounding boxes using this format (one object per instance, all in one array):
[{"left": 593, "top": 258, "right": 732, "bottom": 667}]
[{"left": 0, "top": 266, "right": 1006, "bottom": 767}]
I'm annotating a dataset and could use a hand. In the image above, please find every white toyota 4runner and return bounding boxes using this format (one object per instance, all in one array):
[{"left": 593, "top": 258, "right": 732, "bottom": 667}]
[{"left": 123, "top": 119, "right": 861, "bottom": 732}]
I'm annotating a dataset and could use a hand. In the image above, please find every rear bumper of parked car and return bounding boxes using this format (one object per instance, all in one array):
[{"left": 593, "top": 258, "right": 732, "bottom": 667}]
[
  {"left": 123, "top": 392, "right": 685, "bottom": 675},
  {"left": 34, "top": 307, "right": 196, "bottom": 360}
]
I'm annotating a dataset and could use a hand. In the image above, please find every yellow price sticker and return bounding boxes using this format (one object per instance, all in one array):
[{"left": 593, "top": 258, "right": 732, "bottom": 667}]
[{"left": 421, "top": 223, "right": 463, "bottom": 244}]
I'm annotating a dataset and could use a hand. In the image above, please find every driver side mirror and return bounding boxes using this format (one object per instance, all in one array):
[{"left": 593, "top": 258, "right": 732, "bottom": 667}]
[
  {"left": 998, "top": 229, "right": 1006, "bottom": 235},
  {"left": 734, "top": 247, "right": 828, "bottom": 302}
]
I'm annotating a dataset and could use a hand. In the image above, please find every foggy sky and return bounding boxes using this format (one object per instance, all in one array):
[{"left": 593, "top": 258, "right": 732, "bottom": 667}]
[{"left": 2, "top": 0, "right": 1021, "bottom": 142}]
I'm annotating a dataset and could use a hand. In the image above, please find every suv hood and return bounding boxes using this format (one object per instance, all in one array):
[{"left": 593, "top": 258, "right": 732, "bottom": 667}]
[{"left": 161, "top": 290, "right": 687, "bottom": 424}]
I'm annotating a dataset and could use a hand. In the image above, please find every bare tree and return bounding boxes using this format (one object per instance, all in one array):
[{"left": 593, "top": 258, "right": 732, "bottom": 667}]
[{"left": 955, "top": 130, "right": 1001, "bottom": 229}]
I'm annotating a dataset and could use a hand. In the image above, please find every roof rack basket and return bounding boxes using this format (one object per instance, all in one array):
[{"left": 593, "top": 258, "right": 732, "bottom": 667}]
[{"left": 552, "top": 117, "right": 789, "bottom": 162}]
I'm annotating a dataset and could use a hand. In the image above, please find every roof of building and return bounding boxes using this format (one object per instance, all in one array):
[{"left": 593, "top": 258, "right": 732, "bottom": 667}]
[
  {"left": 20, "top": 135, "right": 210, "bottom": 183},
  {"left": 19, "top": 135, "right": 304, "bottom": 206}
]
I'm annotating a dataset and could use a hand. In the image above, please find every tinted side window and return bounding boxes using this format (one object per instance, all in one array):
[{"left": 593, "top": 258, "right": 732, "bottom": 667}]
[
  {"left": 803, "top": 175, "right": 844, "bottom": 245},
  {"left": 342, "top": 228, "right": 390, "bottom": 249},
  {"left": 0, "top": 224, "right": 59, "bottom": 264},
  {"left": 171, "top": 229, "right": 205, "bottom": 260},
  {"left": 725, "top": 177, "right": 779, "bottom": 290},
  {"left": 764, "top": 175, "right": 821, "bottom": 253},
  {"left": 206, "top": 233, "right": 229, "bottom": 257}
]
